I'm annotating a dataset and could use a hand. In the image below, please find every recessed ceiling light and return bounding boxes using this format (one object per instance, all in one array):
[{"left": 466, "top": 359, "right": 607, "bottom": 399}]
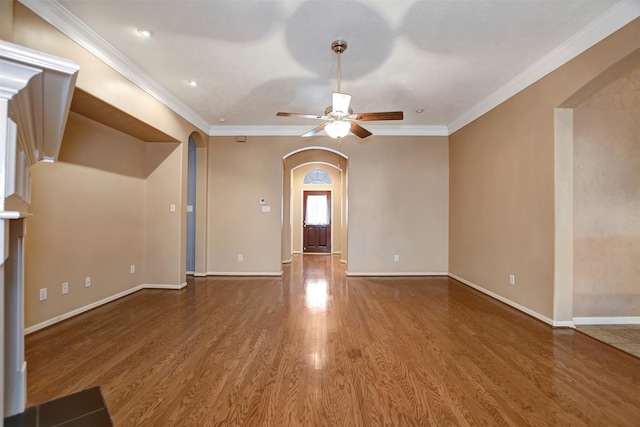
[
  {"left": 137, "top": 28, "right": 154, "bottom": 38},
  {"left": 219, "top": 118, "right": 226, "bottom": 123},
  {"left": 188, "top": 80, "right": 197, "bottom": 87},
  {"left": 415, "top": 108, "right": 424, "bottom": 113}
]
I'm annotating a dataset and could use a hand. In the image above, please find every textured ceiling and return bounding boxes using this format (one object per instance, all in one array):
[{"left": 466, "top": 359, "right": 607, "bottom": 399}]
[{"left": 25, "top": 0, "right": 638, "bottom": 135}]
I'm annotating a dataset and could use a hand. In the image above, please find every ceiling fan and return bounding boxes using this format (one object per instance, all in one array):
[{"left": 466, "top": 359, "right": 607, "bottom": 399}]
[{"left": 277, "top": 40, "right": 403, "bottom": 139}]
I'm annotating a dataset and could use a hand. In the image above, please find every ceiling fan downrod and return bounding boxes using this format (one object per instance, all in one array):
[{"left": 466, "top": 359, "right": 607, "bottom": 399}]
[{"left": 331, "top": 40, "right": 347, "bottom": 93}]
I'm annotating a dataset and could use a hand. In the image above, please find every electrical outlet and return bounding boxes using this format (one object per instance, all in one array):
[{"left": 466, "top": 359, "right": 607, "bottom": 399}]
[
  {"left": 237, "top": 254, "right": 243, "bottom": 262},
  {"left": 130, "top": 264, "right": 136, "bottom": 274},
  {"left": 85, "top": 277, "right": 91, "bottom": 287},
  {"left": 39, "top": 288, "right": 47, "bottom": 301},
  {"left": 62, "top": 282, "right": 69, "bottom": 294},
  {"left": 394, "top": 255, "right": 399, "bottom": 262},
  {"left": 509, "top": 274, "right": 515, "bottom": 285}
]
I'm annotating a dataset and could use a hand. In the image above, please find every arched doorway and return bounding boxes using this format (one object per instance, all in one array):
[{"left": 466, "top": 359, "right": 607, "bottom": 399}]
[
  {"left": 186, "top": 131, "right": 207, "bottom": 276},
  {"left": 282, "top": 147, "right": 349, "bottom": 264}
]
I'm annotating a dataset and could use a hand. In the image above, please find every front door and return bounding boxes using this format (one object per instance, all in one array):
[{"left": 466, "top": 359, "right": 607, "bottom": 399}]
[{"left": 303, "top": 191, "right": 331, "bottom": 253}]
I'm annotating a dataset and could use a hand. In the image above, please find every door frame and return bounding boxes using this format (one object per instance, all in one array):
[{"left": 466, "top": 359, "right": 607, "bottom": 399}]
[{"left": 302, "top": 189, "right": 332, "bottom": 253}]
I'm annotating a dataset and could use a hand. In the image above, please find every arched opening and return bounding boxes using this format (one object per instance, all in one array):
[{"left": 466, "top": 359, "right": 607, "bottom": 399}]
[
  {"left": 186, "top": 131, "right": 208, "bottom": 276},
  {"left": 186, "top": 136, "right": 196, "bottom": 273},
  {"left": 554, "top": 52, "right": 640, "bottom": 328},
  {"left": 282, "top": 147, "right": 348, "bottom": 265}
]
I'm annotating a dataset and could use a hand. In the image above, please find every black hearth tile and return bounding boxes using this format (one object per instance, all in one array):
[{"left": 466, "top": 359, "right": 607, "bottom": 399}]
[
  {"left": 58, "top": 408, "right": 113, "bottom": 427},
  {"left": 3, "top": 406, "right": 38, "bottom": 427},
  {"left": 39, "top": 387, "right": 105, "bottom": 426}
]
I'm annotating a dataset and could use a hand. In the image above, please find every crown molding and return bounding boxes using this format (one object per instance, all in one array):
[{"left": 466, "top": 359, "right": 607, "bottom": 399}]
[
  {"left": 209, "top": 124, "right": 449, "bottom": 137},
  {"left": 448, "top": 1, "right": 640, "bottom": 134},
  {"left": 18, "top": 0, "right": 210, "bottom": 132}
]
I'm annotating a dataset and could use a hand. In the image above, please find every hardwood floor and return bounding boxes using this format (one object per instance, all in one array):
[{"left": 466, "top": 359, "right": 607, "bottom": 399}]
[{"left": 25, "top": 255, "right": 640, "bottom": 426}]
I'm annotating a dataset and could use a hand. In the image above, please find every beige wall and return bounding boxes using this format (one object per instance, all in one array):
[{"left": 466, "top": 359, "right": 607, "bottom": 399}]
[
  {"left": 573, "top": 64, "right": 640, "bottom": 317},
  {"left": 25, "top": 112, "right": 146, "bottom": 327},
  {"left": 7, "top": 4, "right": 209, "bottom": 328},
  {"left": 144, "top": 142, "right": 183, "bottom": 285},
  {"left": 449, "top": 19, "right": 640, "bottom": 321},
  {"left": 346, "top": 136, "right": 449, "bottom": 274},
  {"left": 208, "top": 136, "right": 285, "bottom": 274},
  {"left": 208, "top": 135, "right": 448, "bottom": 275},
  {"left": 291, "top": 164, "right": 343, "bottom": 254}
]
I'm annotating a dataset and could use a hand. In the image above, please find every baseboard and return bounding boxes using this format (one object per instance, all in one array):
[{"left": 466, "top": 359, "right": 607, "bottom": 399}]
[
  {"left": 25, "top": 283, "right": 187, "bottom": 335},
  {"left": 186, "top": 271, "right": 194, "bottom": 276},
  {"left": 346, "top": 271, "right": 448, "bottom": 277},
  {"left": 552, "top": 320, "right": 576, "bottom": 328},
  {"left": 193, "top": 272, "right": 207, "bottom": 277},
  {"left": 24, "top": 285, "right": 144, "bottom": 335},
  {"left": 574, "top": 316, "right": 640, "bottom": 325},
  {"left": 448, "top": 273, "right": 555, "bottom": 327},
  {"left": 205, "top": 271, "right": 283, "bottom": 277},
  {"left": 144, "top": 282, "right": 187, "bottom": 290},
  {"left": 282, "top": 259, "right": 293, "bottom": 264}
]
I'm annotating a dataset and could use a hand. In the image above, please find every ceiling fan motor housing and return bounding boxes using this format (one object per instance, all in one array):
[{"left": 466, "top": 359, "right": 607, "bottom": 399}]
[{"left": 331, "top": 40, "right": 347, "bottom": 54}]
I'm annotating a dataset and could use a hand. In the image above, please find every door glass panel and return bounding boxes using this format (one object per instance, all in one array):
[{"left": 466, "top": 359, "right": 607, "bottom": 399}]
[{"left": 305, "top": 195, "right": 329, "bottom": 225}]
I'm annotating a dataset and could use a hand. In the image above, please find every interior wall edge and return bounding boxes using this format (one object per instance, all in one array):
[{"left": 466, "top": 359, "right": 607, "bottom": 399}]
[{"left": 448, "top": 273, "right": 557, "bottom": 327}]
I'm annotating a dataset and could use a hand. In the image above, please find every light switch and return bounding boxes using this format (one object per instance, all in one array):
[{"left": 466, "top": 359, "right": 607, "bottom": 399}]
[
  {"left": 262, "top": 205, "right": 271, "bottom": 212},
  {"left": 170, "top": 204, "right": 176, "bottom": 212}
]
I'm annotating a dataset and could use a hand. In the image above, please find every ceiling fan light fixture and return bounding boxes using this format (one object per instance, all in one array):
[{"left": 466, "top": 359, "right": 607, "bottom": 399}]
[{"left": 325, "top": 121, "right": 351, "bottom": 139}]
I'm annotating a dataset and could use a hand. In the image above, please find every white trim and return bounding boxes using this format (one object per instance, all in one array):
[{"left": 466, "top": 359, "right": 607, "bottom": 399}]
[
  {"left": 0, "top": 39, "right": 79, "bottom": 75},
  {"left": 24, "top": 285, "right": 143, "bottom": 334},
  {"left": 449, "top": 274, "right": 555, "bottom": 326},
  {"left": 283, "top": 146, "right": 348, "bottom": 160},
  {"left": 210, "top": 124, "right": 449, "bottom": 137},
  {"left": 282, "top": 259, "right": 292, "bottom": 264},
  {"left": 18, "top": 0, "right": 210, "bottom": 132},
  {"left": 448, "top": 1, "right": 640, "bottom": 133},
  {"left": 193, "top": 272, "right": 207, "bottom": 277},
  {"left": 24, "top": 283, "right": 187, "bottom": 334},
  {"left": 205, "top": 271, "right": 283, "bottom": 277},
  {"left": 291, "top": 162, "right": 342, "bottom": 173},
  {"left": 552, "top": 320, "right": 576, "bottom": 328},
  {"left": 574, "top": 316, "right": 640, "bottom": 325},
  {"left": 186, "top": 271, "right": 194, "bottom": 276},
  {"left": 144, "top": 282, "right": 187, "bottom": 290},
  {"left": 0, "top": 211, "right": 32, "bottom": 219},
  {"left": 346, "top": 271, "right": 448, "bottom": 277}
]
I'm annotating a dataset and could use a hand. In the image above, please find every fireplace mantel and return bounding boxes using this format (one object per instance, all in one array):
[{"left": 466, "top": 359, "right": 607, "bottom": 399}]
[{"left": 0, "top": 40, "right": 78, "bottom": 418}]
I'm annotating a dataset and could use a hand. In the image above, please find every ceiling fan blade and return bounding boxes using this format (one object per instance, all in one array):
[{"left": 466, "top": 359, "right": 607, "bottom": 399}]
[
  {"left": 277, "top": 112, "right": 324, "bottom": 119},
  {"left": 332, "top": 92, "right": 351, "bottom": 116},
  {"left": 350, "top": 122, "right": 372, "bottom": 138},
  {"left": 353, "top": 111, "right": 404, "bottom": 121},
  {"left": 301, "top": 123, "right": 328, "bottom": 137}
]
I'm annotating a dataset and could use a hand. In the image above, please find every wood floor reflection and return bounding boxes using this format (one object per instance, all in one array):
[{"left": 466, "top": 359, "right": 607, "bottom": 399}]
[{"left": 25, "top": 255, "right": 640, "bottom": 426}]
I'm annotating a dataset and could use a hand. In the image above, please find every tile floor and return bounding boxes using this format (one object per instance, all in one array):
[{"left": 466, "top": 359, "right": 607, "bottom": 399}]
[
  {"left": 576, "top": 324, "right": 640, "bottom": 358},
  {"left": 4, "top": 386, "right": 113, "bottom": 427}
]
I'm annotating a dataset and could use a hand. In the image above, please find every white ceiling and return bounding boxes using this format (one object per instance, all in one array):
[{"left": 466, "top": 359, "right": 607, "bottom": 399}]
[{"left": 21, "top": 0, "right": 639, "bottom": 136}]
